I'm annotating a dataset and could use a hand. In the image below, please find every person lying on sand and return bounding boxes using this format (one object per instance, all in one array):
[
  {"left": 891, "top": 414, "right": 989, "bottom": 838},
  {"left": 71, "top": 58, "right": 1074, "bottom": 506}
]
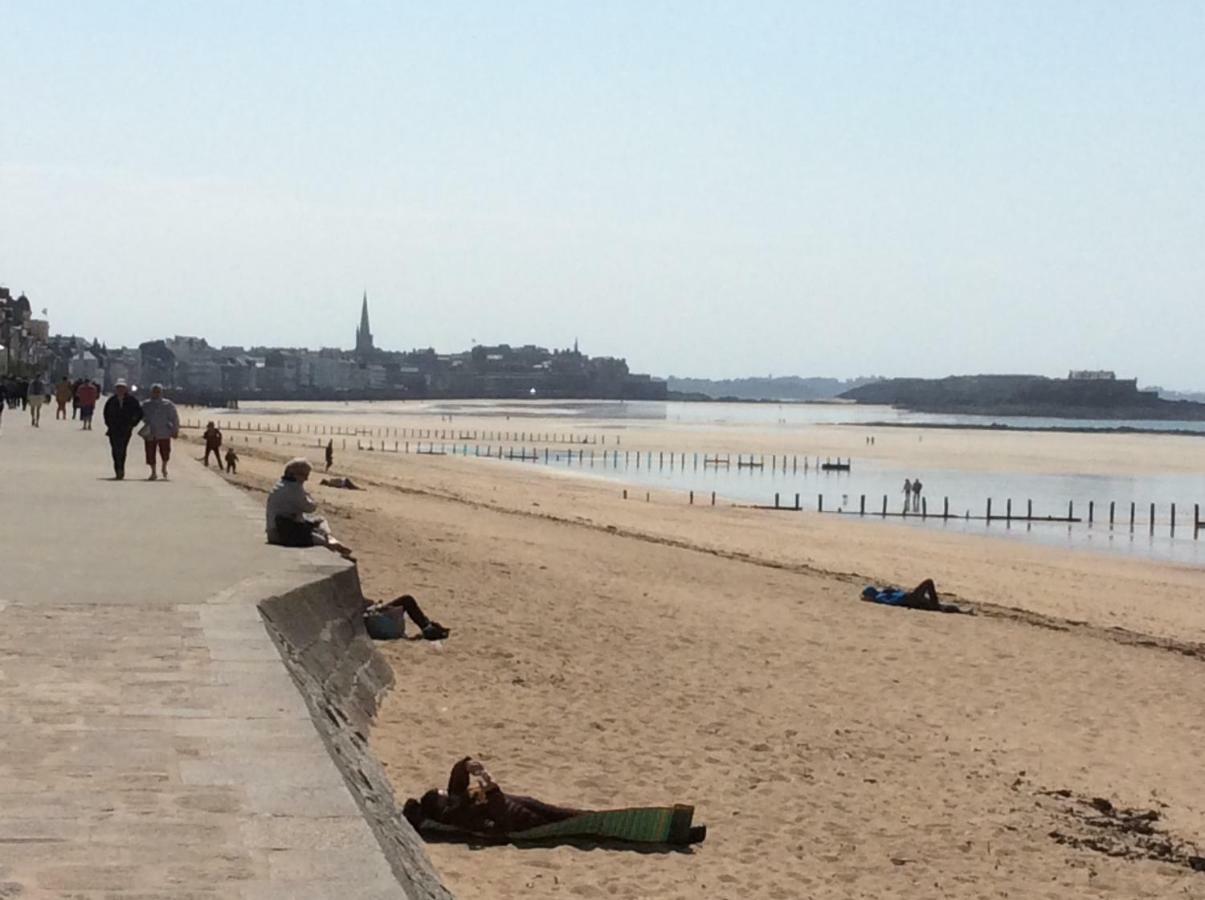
[
  {"left": 364, "top": 594, "right": 450, "bottom": 641},
  {"left": 405, "top": 757, "right": 582, "bottom": 837},
  {"left": 404, "top": 758, "right": 707, "bottom": 845},
  {"left": 265, "top": 458, "right": 354, "bottom": 559},
  {"left": 861, "top": 579, "right": 969, "bottom": 614},
  {"left": 320, "top": 476, "right": 363, "bottom": 490}
]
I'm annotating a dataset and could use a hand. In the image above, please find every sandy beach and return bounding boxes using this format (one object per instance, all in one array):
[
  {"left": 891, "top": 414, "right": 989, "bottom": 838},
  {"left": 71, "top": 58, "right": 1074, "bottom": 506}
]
[{"left": 204, "top": 426, "right": 1205, "bottom": 900}]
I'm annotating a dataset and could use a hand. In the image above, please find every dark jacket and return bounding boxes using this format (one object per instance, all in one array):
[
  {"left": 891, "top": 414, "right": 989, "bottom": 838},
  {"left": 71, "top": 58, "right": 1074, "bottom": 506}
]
[{"left": 103, "top": 394, "right": 143, "bottom": 435}]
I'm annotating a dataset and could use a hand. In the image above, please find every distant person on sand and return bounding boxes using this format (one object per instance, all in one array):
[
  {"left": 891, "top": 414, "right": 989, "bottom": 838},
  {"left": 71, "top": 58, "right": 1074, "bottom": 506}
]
[
  {"left": 224, "top": 446, "right": 238, "bottom": 474},
  {"left": 54, "top": 377, "right": 72, "bottom": 420},
  {"left": 202, "top": 421, "right": 223, "bottom": 467},
  {"left": 912, "top": 478, "right": 923, "bottom": 509},
  {"left": 265, "top": 458, "right": 353, "bottom": 558},
  {"left": 861, "top": 580, "right": 968, "bottom": 614},
  {"left": 27, "top": 376, "right": 46, "bottom": 427},
  {"left": 75, "top": 380, "right": 99, "bottom": 430},
  {"left": 324, "top": 439, "right": 334, "bottom": 472},
  {"left": 140, "top": 384, "right": 179, "bottom": 481},
  {"left": 902, "top": 478, "right": 912, "bottom": 512},
  {"left": 103, "top": 379, "right": 142, "bottom": 479}
]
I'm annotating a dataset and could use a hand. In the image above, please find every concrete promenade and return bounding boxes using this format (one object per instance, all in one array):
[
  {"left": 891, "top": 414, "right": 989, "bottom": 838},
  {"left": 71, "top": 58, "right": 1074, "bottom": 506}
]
[{"left": 0, "top": 413, "right": 419, "bottom": 897}]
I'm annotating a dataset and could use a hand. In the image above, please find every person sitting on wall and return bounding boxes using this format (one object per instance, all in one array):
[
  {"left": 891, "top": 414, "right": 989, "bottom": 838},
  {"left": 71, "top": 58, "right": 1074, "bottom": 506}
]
[
  {"left": 860, "top": 579, "right": 969, "bottom": 614},
  {"left": 265, "top": 457, "right": 353, "bottom": 559}
]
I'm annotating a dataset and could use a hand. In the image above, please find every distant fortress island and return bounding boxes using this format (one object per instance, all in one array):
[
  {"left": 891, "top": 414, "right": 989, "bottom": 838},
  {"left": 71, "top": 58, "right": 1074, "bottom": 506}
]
[
  {"left": 839, "top": 371, "right": 1205, "bottom": 421},
  {"left": 28, "top": 293, "right": 667, "bottom": 403}
]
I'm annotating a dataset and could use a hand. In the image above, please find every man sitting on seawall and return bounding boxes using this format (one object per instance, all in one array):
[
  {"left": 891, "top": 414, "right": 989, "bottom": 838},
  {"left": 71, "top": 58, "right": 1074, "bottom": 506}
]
[
  {"left": 404, "top": 757, "right": 705, "bottom": 846},
  {"left": 861, "top": 579, "right": 970, "bottom": 614},
  {"left": 265, "top": 458, "right": 353, "bottom": 559}
]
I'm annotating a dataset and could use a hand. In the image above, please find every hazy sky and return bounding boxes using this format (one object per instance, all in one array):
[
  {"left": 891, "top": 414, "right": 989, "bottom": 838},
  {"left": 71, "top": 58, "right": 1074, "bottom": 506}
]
[{"left": 2, "top": 2, "right": 1202, "bottom": 386}]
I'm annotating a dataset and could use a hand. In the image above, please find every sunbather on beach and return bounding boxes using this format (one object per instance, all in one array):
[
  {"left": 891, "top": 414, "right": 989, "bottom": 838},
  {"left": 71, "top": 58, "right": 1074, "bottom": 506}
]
[
  {"left": 405, "top": 757, "right": 582, "bottom": 837},
  {"left": 861, "top": 579, "right": 968, "bottom": 614},
  {"left": 364, "top": 594, "right": 450, "bottom": 641}
]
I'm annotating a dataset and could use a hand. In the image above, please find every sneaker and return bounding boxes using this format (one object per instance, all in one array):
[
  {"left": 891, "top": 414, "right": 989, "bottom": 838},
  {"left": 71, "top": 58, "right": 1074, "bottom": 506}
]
[{"left": 148, "top": 471, "right": 158, "bottom": 481}]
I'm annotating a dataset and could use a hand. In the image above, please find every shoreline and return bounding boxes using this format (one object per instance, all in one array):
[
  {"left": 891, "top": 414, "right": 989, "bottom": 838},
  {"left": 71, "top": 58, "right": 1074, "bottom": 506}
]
[{"left": 212, "top": 439, "right": 1205, "bottom": 899}]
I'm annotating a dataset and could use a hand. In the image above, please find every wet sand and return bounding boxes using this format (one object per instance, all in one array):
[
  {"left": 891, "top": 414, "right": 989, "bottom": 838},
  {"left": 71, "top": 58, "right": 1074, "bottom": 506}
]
[
  {"left": 209, "top": 436, "right": 1205, "bottom": 900},
  {"left": 186, "top": 400, "right": 1205, "bottom": 476}
]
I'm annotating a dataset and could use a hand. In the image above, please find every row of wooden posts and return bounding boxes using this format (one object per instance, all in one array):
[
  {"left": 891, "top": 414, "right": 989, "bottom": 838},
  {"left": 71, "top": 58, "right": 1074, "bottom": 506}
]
[
  {"left": 813, "top": 493, "right": 1202, "bottom": 538},
  {"left": 183, "top": 419, "right": 610, "bottom": 445}
]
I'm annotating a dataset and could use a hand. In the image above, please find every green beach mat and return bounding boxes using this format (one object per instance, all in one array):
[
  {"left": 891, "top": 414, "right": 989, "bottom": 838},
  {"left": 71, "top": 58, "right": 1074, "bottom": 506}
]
[{"left": 511, "top": 804, "right": 697, "bottom": 845}]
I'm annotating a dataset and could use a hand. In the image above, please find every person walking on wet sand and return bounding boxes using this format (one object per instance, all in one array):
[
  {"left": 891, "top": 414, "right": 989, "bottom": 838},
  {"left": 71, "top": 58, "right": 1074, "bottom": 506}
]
[
  {"left": 912, "top": 478, "right": 923, "bottom": 510},
  {"left": 324, "top": 439, "right": 334, "bottom": 472},
  {"left": 902, "top": 478, "right": 912, "bottom": 512},
  {"left": 202, "top": 421, "right": 223, "bottom": 467},
  {"left": 103, "top": 379, "right": 142, "bottom": 479},
  {"left": 140, "top": 384, "right": 179, "bottom": 481}
]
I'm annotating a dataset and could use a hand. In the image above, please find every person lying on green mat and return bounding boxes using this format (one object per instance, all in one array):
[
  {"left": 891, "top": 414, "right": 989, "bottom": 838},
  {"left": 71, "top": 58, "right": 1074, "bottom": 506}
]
[{"left": 404, "top": 757, "right": 705, "bottom": 845}]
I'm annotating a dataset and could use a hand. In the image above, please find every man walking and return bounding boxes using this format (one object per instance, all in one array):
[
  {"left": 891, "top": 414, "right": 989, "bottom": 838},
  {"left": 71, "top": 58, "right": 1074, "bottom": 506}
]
[
  {"left": 140, "top": 384, "right": 179, "bottom": 481},
  {"left": 27, "top": 375, "right": 46, "bottom": 427},
  {"left": 76, "top": 380, "right": 100, "bottom": 430},
  {"left": 202, "top": 421, "right": 223, "bottom": 467},
  {"left": 103, "top": 380, "right": 142, "bottom": 479},
  {"left": 54, "top": 377, "right": 73, "bottom": 420}
]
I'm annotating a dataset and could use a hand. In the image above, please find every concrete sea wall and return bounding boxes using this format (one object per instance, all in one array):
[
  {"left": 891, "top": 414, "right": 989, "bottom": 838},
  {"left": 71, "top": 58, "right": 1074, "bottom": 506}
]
[{"left": 258, "top": 566, "right": 453, "bottom": 900}]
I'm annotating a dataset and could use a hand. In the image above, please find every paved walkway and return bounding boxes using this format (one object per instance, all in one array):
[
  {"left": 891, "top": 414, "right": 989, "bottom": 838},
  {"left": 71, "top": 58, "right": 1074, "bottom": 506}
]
[{"left": 0, "top": 412, "right": 410, "bottom": 898}]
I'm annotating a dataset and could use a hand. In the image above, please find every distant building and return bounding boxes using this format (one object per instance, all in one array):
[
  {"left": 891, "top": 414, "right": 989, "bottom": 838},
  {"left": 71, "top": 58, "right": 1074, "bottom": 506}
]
[
  {"left": 1068, "top": 370, "right": 1116, "bottom": 381},
  {"left": 355, "top": 292, "right": 375, "bottom": 360}
]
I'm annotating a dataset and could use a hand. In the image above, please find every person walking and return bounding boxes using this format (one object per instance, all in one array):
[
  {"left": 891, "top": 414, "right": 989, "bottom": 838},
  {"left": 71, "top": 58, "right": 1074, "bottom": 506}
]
[
  {"left": 27, "top": 375, "right": 46, "bottom": 427},
  {"left": 202, "top": 421, "right": 223, "bottom": 467},
  {"left": 71, "top": 378, "right": 83, "bottom": 419},
  {"left": 912, "top": 478, "right": 923, "bottom": 510},
  {"left": 102, "top": 380, "right": 142, "bottom": 479},
  {"left": 324, "top": 439, "right": 334, "bottom": 472},
  {"left": 54, "top": 377, "right": 73, "bottom": 420},
  {"left": 76, "top": 380, "right": 100, "bottom": 430},
  {"left": 140, "top": 384, "right": 179, "bottom": 481},
  {"left": 902, "top": 478, "right": 912, "bottom": 512}
]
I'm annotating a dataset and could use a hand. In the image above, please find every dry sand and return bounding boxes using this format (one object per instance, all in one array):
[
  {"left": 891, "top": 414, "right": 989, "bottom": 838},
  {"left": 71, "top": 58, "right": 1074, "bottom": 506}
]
[{"left": 200, "top": 433, "right": 1205, "bottom": 899}]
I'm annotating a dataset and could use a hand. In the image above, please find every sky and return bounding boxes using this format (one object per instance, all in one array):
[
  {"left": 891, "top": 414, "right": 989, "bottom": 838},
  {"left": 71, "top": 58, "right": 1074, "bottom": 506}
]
[{"left": 2, "top": 1, "right": 1203, "bottom": 387}]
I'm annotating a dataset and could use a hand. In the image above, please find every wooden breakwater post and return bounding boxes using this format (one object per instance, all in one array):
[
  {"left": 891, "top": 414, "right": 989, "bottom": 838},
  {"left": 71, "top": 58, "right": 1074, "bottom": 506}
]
[
  {"left": 775, "top": 493, "right": 780, "bottom": 509},
  {"left": 943, "top": 496, "right": 949, "bottom": 520},
  {"left": 881, "top": 495, "right": 888, "bottom": 517},
  {"left": 1171, "top": 503, "right": 1176, "bottom": 536},
  {"left": 817, "top": 494, "right": 823, "bottom": 512},
  {"left": 690, "top": 491, "right": 694, "bottom": 505},
  {"left": 1150, "top": 502, "right": 1156, "bottom": 536},
  {"left": 986, "top": 498, "right": 992, "bottom": 522},
  {"left": 1109, "top": 501, "right": 1115, "bottom": 528},
  {"left": 711, "top": 491, "right": 716, "bottom": 506},
  {"left": 1196, "top": 504, "right": 1201, "bottom": 539},
  {"left": 1088, "top": 501, "right": 1094, "bottom": 526},
  {"left": 1006, "top": 498, "right": 1012, "bottom": 524},
  {"left": 860, "top": 495, "right": 866, "bottom": 516},
  {"left": 921, "top": 498, "right": 927, "bottom": 518},
  {"left": 795, "top": 493, "right": 801, "bottom": 510},
  {"left": 1130, "top": 501, "right": 1136, "bottom": 531}
]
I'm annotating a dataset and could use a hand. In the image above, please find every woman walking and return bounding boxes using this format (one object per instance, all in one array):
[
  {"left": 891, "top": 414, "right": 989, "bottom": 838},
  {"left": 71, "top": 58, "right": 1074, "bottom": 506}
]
[{"left": 140, "top": 384, "right": 179, "bottom": 480}]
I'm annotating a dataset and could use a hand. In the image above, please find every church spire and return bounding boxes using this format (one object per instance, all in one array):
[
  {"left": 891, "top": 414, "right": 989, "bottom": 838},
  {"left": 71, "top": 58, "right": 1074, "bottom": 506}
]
[{"left": 355, "top": 291, "right": 374, "bottom": 357}]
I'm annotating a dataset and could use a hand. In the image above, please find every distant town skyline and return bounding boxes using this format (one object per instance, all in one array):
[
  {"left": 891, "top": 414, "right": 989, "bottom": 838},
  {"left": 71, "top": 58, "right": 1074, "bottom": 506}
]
[{"left": 2, "top": 3, "right": 1203, "bottom": 388}]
